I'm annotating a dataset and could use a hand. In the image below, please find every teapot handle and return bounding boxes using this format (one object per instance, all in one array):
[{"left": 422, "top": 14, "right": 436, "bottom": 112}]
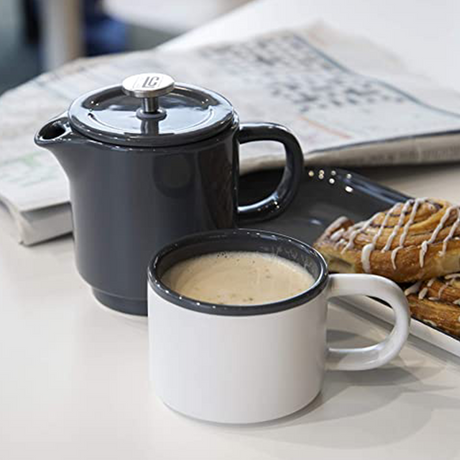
[{"left": 237, "top": 123, "right": 304, "bottom": 224}]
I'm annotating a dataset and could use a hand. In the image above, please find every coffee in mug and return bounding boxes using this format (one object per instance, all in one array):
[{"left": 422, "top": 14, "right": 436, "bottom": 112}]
[
  {"left": 148, "top": 229, "right": 410, "bottom": 424},
  {"left": 161, "top": 251, "right": 315, "bottom": 305}
]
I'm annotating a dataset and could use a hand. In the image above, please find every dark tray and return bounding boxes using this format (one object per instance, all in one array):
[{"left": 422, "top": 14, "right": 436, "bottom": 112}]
[
  {"left": 240, "top": 167, "right": 460, "bottom": 353},
  {"left": 240, "top": 167, "right": 409, "bottom": 244}
]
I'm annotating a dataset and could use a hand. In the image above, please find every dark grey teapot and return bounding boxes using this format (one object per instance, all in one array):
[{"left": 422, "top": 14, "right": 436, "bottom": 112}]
[{"left": 35, "top": 73, "right": 304, "bottom": 315}]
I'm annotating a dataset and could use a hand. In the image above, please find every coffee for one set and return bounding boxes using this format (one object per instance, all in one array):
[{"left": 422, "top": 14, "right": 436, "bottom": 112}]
[{"left": 36, "top": 74, "right": 410, "bottom": 424}]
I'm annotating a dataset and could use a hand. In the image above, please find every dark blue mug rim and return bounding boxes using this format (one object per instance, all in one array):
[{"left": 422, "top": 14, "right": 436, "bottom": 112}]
[{"left": 148, "top": 229, "right": 329, "bottom": 316}]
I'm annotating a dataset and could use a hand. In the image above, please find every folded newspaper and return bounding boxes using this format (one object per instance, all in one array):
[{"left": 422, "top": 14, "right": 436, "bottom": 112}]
[{"left": 1, "top": 22, "right": 460, "bottom": 245}]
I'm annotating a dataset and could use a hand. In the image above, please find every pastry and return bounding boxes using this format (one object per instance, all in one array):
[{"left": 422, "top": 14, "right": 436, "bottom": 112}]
[
  {"left": 405, "top": 274, "right": 460, "bottom": 338},
  {"left": 314, "top": 198, "right": 460, "bottom": 283}
]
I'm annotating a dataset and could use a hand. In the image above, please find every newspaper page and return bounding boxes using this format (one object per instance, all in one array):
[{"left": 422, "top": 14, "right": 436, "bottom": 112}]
[{"left": 1, "top": 22, "right": 460, "bottom": 243}]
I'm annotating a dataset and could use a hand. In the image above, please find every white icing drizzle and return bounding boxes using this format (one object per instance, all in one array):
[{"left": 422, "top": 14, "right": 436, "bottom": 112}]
[
  {"left": 360, "top": 203, "right": 398, "bottom": 273},
  {"left": 341, "top": 216, "right": 375, "bottom": 252},
  {"left": 388, "top": 198, "right": 427, "bottom": 270},
  {"left": 336, "top": 197, "right": 459, "bottom": 281},
  {"left": 437, "top": 283, "right": 449, "bottom": 299},
  {"left": 390, "top": 248, "right": 401, "bottom": 271},
  {"left": 433, "top": 275, "right": 459, "bottom": 300},
  {"left": 326, "top": 216, "right": 349, "bottom": 235},
  {"left": 454, "top": 299, "right": 460, "bottom": 305},
  {"left": 441, "top": 208, "right": 460, "bottom": 256},
  {"left": 341, "top": 228, "right": 360, "bottom": 252},
  {"left": 417, "top": 277, "right": 437, "bottom": 300},
  {"left": 404, "top": 281, "right": 422, "bottom": 296},
  {"left": 372, "top": 208, "right": 392, "bottom": 242},
  {"left": 382, "top": 200, "right": 413, "bottom": 252},
  {"left": 361, "top": 243, "right": 374, "bottom": 273},
  {"left": 427, "top": 277, "right": 436, "bottom": 287},
  {"left": 418, "top": 287, "right": 428, "bottom": 300},
  {"left": 330, "top": 228, "right": 345, "bottom": 242},
  {"left": 419, "top": 241, "right": 429, "bottom": 268},
  {"left": 405, "top": 277, "right": 436, "bottom": 301},
  {"left": 419, "top": 206, "right": 455, "bottom": 268}
]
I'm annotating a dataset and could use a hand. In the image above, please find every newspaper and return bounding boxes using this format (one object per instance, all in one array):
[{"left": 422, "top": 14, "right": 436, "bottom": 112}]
[{"left": 1, "top": 22, "right": 460, "bottom": 244}]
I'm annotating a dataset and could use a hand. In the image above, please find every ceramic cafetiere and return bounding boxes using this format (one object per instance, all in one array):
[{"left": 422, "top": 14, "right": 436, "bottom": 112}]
[{"left": 35, "top": 73, "right": 304, "bottom": 315}]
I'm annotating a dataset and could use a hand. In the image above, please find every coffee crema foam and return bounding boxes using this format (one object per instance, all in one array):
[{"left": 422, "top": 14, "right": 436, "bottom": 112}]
[{"left": 161, "top": 251, "right": 315, "bottom": 306}]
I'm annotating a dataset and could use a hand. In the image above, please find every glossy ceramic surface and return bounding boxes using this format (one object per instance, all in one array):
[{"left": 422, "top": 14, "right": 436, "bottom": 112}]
[
  {"left": 68, "top": 84, "right": 235, "bottom": 147},
  {"left": 148, "top": 226, "right": 410, "bottom": 423},
  {"left": 149, "top": 229, "right": 329, "bottom": 316},
  {"left": 35, "top": 114, "right": 304, "bottom": 316},
  {"left": 240, "top": 166, "right": 409, "bottom": 243}
]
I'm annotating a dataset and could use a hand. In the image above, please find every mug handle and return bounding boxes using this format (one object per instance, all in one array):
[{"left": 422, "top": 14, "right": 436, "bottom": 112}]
[
  {"left": 326, "top": 274, "right": 410, "bottom": 371},
  {"left": 237, "top": 122, "right": 304, "bottom": 224}
]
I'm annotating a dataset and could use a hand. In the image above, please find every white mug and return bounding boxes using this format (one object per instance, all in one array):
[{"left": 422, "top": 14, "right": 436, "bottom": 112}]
[{"left": 148, "top": 229, "right": 410, "bottom": 424}]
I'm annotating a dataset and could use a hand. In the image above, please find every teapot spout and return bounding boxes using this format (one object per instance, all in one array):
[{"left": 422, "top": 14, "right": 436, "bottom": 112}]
[
  {"left": 35, "top": 114, "right": 72, "bottom": 147},
  {"left": 35, "top": 114, "right": 82, "bottom": 176}
]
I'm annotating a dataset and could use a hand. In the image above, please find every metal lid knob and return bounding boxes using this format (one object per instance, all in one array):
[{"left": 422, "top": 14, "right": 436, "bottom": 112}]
[{"left": 122, "top": 73, "right": 175, "bottom": 118}]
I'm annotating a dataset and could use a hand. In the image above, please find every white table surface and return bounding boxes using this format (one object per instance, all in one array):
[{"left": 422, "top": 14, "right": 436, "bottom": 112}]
[{"left": 2, "top": 1, "right": 460, "bottom": 459}]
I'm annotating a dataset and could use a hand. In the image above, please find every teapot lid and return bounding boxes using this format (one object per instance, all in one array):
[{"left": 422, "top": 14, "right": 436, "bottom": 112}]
[{"left": 68, "top": 73, "right": 236, "bottom": 148}]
